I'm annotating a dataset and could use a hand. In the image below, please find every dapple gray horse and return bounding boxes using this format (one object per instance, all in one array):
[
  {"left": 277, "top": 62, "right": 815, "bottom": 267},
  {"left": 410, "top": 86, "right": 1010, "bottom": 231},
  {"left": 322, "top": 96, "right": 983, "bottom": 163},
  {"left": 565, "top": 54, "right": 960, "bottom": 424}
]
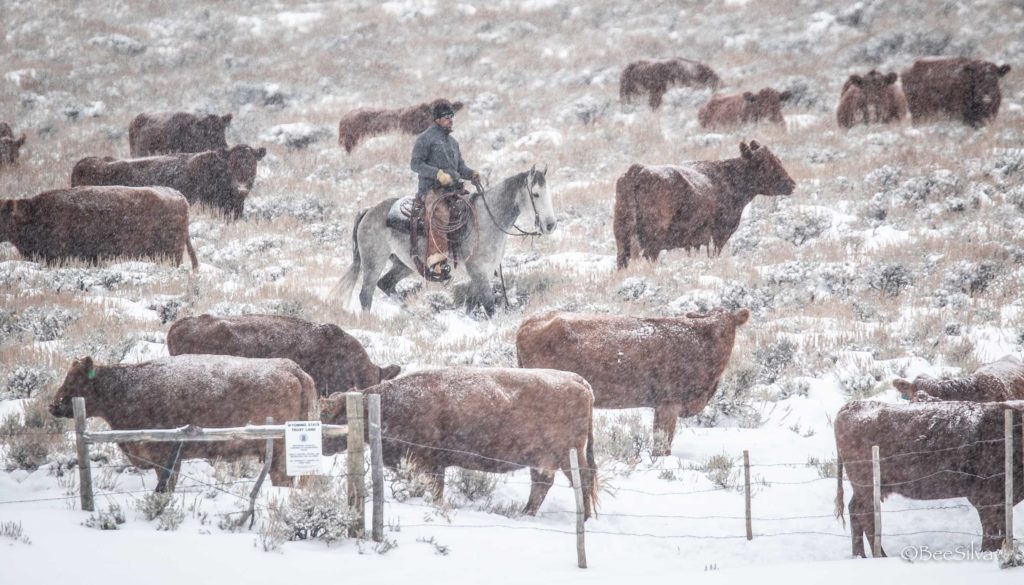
[{"left": 334, "top": 167, "right": 556, "bottom": 316}]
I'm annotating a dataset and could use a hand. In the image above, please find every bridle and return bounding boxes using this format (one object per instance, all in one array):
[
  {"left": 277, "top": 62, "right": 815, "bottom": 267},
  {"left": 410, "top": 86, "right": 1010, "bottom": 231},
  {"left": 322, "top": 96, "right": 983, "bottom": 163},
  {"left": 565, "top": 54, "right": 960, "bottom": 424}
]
[{"left": 475, "top": 172, "right": 544, "bottom": 238}]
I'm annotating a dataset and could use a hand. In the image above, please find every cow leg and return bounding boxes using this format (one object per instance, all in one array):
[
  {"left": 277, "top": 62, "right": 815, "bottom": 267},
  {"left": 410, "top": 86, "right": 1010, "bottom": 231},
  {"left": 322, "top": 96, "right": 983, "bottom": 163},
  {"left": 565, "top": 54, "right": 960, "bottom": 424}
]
[
  {"left": 653, "top": 403, "right": 681, "bottom": 456},
  {"left": 648, "top": 86, "right": 665, "bottom": 109},
  {"left": 969, "top": 497, "right": 1005, "bottom": 551},
  {"left": 855, "top": 492, "right": 886, "bottom": 558},
  {"left": 525, "top": 468, "right": 556, "bottom": 516},
  {"left": 428, "top": 465, "right": 446, "bottom": 504},
  {"left": 848, "top": 493, "right": 868, "bottom": 558},
  {"left": 465, "top": 267, "right": 496, "bottom": 317},
  {"left": 268, "top": 439, "right": 289, "bottom": 486},
  {"left": 641, "top": 247, "right": 660, "bottom": 263}
]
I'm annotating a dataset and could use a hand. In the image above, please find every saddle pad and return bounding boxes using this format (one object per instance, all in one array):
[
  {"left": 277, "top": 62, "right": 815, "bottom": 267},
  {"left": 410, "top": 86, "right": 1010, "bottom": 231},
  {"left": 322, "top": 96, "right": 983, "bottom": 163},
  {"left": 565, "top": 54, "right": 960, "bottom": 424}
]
[{"left": 385, "top": 196, "right": 415, "bottom": 234}]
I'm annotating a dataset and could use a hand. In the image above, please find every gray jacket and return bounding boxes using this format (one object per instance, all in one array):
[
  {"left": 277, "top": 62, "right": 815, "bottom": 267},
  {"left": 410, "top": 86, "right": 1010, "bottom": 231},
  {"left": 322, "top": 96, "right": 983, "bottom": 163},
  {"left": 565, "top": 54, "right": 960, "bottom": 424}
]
[{"left": 410, "top": 124, "right": 475, "bottom": 195}]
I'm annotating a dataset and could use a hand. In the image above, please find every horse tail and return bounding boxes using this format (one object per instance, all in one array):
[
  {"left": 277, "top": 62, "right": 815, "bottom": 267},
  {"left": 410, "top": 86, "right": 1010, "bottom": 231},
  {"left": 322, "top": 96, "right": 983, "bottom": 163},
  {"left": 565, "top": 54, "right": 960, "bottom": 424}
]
[
  {"left": 834, "top": 454, "right": 846, "bottom": 528},
  {"left": 613, "top": 164, "right": 643, "bottom": 269},
  {"left": 332, "top": 208, "right": 366, "bottom": 304}
]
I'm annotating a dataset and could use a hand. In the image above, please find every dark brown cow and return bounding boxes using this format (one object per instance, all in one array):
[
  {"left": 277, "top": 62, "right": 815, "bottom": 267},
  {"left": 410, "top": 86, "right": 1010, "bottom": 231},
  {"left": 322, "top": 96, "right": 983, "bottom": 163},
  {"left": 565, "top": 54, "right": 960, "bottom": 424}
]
[
  {"left": 697, "top": 88, "right": 792, "bottom": 129},
  {"left": 129, "top": 112, "right": 233, "bottom": 156},
  {"left": 620, "top": 58, "right": 721, "bottom": 109},
  {"left": 49, "top": 355, "right": 319, "bottom": 491},
  {"left": 0, "top": 122, "right": 27, "bottom": 166},
  {"left": 835, "top": 400, "right": 1024, "bottom": 556},
  {"left": 321, "top": 367, "right": 598, "bottom": 519},
  {"left": 901, "top": 57, "right": 1011, "bottom": 127},
  {"left": 0, "top": 186, "right": 198, "bottom": 268},
  {"left": 613, "top": 141, "right": 795, "bottom": 268},
  {"left": 167, "top": 314, "right": 401, "bottom": 397},
  {"left": 71, "top": 145, "right": 266, "bottom": 219},
  {"left": 516, "top": 307, "right": 750, "bottom": 455},
  {"left": 338, "top": 99, "right": 464, "bottom": 153},
  {"left": 836, "top": 70, "right": 908, "bottom": 128},
  {"left": 893, "top": 355, "right": 1024, "bottom": 403}
]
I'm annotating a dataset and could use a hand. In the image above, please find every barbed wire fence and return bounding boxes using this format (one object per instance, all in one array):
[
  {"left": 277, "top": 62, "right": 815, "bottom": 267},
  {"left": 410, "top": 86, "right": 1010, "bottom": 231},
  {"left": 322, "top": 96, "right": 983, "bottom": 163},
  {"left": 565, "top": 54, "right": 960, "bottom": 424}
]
[{"left": 1, "top": 395, "right": 1021, "bottom": 567}]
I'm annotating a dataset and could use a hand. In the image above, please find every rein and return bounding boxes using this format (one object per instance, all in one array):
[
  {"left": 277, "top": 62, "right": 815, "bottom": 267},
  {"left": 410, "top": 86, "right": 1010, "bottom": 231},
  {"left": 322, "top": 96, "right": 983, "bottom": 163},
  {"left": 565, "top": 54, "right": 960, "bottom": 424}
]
[{"left": 475, "top": 177, "right": 544, "bottom": 237}]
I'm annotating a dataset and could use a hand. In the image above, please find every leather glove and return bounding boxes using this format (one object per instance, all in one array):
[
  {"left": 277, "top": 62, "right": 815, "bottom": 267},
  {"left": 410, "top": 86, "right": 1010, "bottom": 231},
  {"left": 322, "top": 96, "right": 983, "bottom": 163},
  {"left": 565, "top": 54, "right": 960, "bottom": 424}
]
[{"left": 436, "top": 169, "right": 453, "bottom": 186}]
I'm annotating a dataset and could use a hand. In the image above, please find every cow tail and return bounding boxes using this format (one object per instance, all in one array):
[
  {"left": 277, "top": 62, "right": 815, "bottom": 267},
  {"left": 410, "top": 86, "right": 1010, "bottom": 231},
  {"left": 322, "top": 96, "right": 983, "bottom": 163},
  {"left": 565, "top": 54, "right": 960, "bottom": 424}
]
[
  {"left": 834, "top": 455, "right": 845, "bottom": 528},
  {"left": 613, "top": 165, "right": 642, "bottom": 269},
  {"left": 186, "top": 231, "right": 199, "bottom": 271},
  {"left": 586, "top": 413, "right": 599, "bottom": 518},
  {"left": 332, "top": 208, "right": 366, "bottom": 303}
]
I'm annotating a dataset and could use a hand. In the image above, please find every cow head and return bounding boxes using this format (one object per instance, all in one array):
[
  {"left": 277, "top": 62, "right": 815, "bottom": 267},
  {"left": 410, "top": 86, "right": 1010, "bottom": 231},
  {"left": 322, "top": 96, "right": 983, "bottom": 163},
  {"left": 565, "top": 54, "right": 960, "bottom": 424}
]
[
  {"left": 743, "top": 88, "right": 790, "bottom": 124},
  {"left": 225, "top": 145, "right": 266, "bottom": 194},
  {"left": 195, "top": 113, "right": 232, "bottom": 148},
  {"left": 0, "top": 133, "right": 26, "bottom": 165},
  {"left": 893, "top": 378, "right": 915, "bottom": 400},
  {"left": 848, "top": 70, "right": 899, "bottom": 122},
  {"left": 961, "top": 61, "right": 1009, "bottom": 124},
  {"left": 739, "top": 140, "right": 796, "bottom": 196},
  {"left": 379, "top": 364, "right": 402, "bottom": 383},
  {"left": 50, "top": 357, "right": 96, "bottom": 418}
]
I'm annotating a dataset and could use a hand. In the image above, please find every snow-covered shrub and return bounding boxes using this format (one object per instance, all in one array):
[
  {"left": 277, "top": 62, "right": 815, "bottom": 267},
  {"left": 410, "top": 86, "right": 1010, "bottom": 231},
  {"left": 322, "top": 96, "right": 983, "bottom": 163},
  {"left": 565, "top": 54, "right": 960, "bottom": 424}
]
[
  {"left": 944, "top": 260, "right": 999, "bottom": 296},
  {"left": 14, "top": 306, "right": 80, "bottom": 341},
  {"left": 2, "top": 366, "right": 55, "bottom": 400},
  {"left": 806, "top": 456, "right": 838, "bottom": 479},
  {"left": 753, "top": 339, "right": 797, "bottom": 385},
  {"left": 258, "top": 123, "right": 330, "bottom": 149},
  {"left": 147, "top": 295, "right": 187, "bottom": 325},
  {"left": 1007, "top": 185, "right": 1024, "bottom": 212},
  {"left": 229, "top": 83, "right": 288, "bottom": 108},
  {"left": 592, "top": 411, "right": 661, "bottom": 469},
  {"left": 693, "top": 453, "right": 737, "bottom": 489},
  {"left": 778, "top": 76, "right": 829, "bottom": 111},
  {"left": 82, "top": 503, "right": 125, "bottom": 530},
  {"left": 867, "top": 263, "right": 913, "bottom": 296},
  {"left": 450, "top": 469, "right": 499, "bottom": 504},
  {"left": 388, "top": 456, "right": 435, "bottom": 502},
  {"left": 775, "top": 210, "right": 831, "bottom": 246},
  {"left": 1, "top": 399, "right": 68, "bottom": 471},
  {"left": 617, "top": 276, "right": 654, "bottom": 301},
  {"left": 263, "top": 477, "right": 353, "bottom": 546},
  {"left": 89, "top": 34, "right": 146, "bottom": 56},
  {"left": 0, "top": 521, "right": 30, "bottom": 545},
  {"left": 719, "top": 281, "right": 773, "bottom": 313},
  {"left": 560, "top": 95, "right": 609, "bottom": 125},
  {"left": 851, "top": 30, "right": 974, "bottom": 65},
  {"left": 890, "top": 169, "right": 963, "bottom": 206},
  {"left": 837, "top": 366, "right": 887, "bottom": 399},
  {"left": 866, "top": 165, "right": 903, "bottom": 191}
]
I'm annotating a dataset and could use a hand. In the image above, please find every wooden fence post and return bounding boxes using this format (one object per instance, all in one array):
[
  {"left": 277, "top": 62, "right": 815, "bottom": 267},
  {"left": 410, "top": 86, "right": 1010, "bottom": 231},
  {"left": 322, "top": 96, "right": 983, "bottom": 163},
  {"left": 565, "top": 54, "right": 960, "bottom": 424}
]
[
  {"left": 570, "top": 448, "right": 587, "bottom": 569},
  {"left": 872, "top": 445, "right": 882, "bottom": 558},
  {"left": 744, "top": 450, "right": 752, "bottom": 541},
  {"left": 72, "top": 397, "right": 94, "bottom": 512},
  {"left": 346, "top": 392, "right": 366, "bottom": 539},
  {"left": 1005, "top": 409, "right": 1014, "bottom": 553},
  {"left": 368, "top": 395, "right": 384, "bottom": 543}
]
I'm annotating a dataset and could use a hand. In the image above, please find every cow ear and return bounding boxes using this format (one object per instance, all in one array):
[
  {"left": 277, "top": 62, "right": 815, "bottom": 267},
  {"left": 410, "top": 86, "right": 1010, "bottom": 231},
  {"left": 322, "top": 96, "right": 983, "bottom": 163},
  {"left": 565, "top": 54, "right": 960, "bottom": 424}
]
[
  {"left": 81, "top": 356, "right": 95, "bottom": 380},
  {"left": 749, "top": 140, "right": 761, "bottom": 150},
  {"left": 849, "top": 75, "right": 864, "bottom": 87},
  {"left": 256, "top": 147, "right": 267, "bottom": 160},
  {"left": 998, "top": 64, "right": 1011, "bottom": 77},
  {"left": 739, "top": 142, "right": 752, "bottom": 159},
  {"left": 779, "top": 90, "right": 792, "bottom": 102},
  {"left": 15, "top": 134, "right": 26, "bottom": 147},
  {"left": 452, "top": 101, "right": 464, "bottom": 111},
  {"left": 743, "top": 91, "right": 755, "bottom": 101},
  {"left": 733, "top": 308, "right": 751, "bottom": 325},
  {"left": 884, "top": 72, "right": 898, "bottom": 85},
  {"left": 380, "top": 364, "right": 401, "bottom": 381}
]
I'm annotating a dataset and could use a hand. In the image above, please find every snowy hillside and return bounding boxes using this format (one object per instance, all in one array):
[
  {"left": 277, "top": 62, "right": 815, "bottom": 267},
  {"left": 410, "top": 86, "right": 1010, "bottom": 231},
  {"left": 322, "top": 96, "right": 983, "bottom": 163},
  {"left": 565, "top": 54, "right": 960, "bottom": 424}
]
[{"left": 2, "top": 0, "right": 1024, "bottom": 582}]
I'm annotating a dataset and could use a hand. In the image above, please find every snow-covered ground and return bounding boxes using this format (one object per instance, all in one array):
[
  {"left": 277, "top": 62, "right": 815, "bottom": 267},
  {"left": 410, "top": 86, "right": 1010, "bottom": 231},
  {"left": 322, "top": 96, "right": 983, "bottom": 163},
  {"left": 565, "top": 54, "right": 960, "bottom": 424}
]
[{"left": 3, "top": 0, "right": 1024, "bottom": 582}]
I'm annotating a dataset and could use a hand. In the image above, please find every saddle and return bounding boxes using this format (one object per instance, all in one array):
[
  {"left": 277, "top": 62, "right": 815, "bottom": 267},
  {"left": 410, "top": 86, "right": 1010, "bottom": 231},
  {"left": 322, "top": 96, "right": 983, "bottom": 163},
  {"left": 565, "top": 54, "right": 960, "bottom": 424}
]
[{"left": 387, "top": 188, "right": 474, "bottom": 282}]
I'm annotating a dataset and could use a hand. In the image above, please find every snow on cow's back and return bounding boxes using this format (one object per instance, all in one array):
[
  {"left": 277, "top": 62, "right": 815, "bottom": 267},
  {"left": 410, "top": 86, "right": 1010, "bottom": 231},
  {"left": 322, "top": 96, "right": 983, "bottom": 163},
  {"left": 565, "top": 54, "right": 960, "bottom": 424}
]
[
  {"left": 640, "top": 163, "right": 714, "bottom": 193},
  {"left": 145, "top": 185, "right": 189, "bottom": 204},
  {"left": 838, "top": 399, "right": 990, "bottom": 433},
  {"left": 123, "top": 354, "right": 305, "bottom": 398}
]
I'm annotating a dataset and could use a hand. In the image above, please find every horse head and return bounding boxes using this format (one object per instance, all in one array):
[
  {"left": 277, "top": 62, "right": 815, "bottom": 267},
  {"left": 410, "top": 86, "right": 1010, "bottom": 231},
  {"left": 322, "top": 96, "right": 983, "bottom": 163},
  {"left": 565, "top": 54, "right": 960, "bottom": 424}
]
[{"left": 521, "top": 164, "right": 556, "bottom": 235}]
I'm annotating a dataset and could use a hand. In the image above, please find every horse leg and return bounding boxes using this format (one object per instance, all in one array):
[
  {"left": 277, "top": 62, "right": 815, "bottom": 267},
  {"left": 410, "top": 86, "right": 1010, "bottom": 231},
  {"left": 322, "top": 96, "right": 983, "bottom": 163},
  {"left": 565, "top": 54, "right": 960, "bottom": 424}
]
[
  {"left": 525, "top": 468, "right": 555, "bottom": 516},
  {"left": 465, "top": 267, "right": 495, "bottom": 317},
  {"left": 377, "top": 258, "right": 413, "bottom": 296}
]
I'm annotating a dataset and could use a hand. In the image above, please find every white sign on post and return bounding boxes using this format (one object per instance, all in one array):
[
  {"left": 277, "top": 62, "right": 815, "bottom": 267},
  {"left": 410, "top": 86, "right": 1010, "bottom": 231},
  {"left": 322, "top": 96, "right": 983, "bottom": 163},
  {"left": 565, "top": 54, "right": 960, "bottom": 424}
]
[{"left": 285, "top": 421, "right": 323, "bottom": 476}]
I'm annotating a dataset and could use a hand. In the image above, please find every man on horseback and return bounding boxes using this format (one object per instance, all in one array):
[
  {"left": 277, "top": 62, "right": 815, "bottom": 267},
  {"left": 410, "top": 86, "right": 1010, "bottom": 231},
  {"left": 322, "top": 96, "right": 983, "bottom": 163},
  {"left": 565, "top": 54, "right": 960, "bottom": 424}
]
[{"left": 409, "top": 101, "right": 480, "bottom": 282}]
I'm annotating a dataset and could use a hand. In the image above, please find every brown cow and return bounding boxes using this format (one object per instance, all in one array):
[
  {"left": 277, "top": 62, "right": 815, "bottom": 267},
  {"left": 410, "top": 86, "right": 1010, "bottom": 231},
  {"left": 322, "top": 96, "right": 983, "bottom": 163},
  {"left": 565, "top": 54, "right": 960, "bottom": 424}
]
[
  {"left": 167, "top": 314, "right": 401, "bottom": 397},
  {"left": 901, "top": 57, "right": 1011, "bottom": 127},
  {"left": 71, "top": 145, "right": 266, "bottom": 219},
  {"left": 835, "top": 400, "right": 1024, "bottom": 556},
  {"left": 321, "top": 367, "right": 598, "bottom": 519},
  {"left": 613, "top": 141, "right": 795, "bottom": 268},
  {"left": 0, "top": 186, "right": 198, "bottom": 269},
  {"left": 338, "top": 98, "right": 464, "bottom": 153},
  {"left": 893, "top": 355, "right": 1024, "bottom": 403},
  {"left": 697, "top": 88, "right": 792, "bottom": 129},
  {"left": 49, "top": 355, "right": 319, "bottom": 491},
  {"left": 620, "top": 58, "right": 721, "bottom": 109},
  {"left": 0, "top": 122, "right": 27, "bottom": 166},
  {"left": 516, "top": 307, "right": 750, "bottom": 456},
  {"left": 836, "top": 70, "right": 908, "bottom": 128},
  {"left": 129, "top": 112, "right": 233, "bottom": 156}
]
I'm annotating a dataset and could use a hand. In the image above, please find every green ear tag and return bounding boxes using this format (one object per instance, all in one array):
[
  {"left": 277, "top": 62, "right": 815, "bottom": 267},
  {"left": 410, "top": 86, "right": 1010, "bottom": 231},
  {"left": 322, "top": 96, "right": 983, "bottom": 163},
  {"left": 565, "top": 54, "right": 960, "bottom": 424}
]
[{"left": 87, "top": 369, "right": 96, "bottom": 380}]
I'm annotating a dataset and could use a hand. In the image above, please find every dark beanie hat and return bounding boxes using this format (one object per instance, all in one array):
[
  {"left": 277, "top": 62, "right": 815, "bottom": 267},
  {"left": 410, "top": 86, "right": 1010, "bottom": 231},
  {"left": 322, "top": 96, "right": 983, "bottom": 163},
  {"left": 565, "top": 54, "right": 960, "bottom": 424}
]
[{"left": 432, "top": 102, "right": 456, "bottom": 119}]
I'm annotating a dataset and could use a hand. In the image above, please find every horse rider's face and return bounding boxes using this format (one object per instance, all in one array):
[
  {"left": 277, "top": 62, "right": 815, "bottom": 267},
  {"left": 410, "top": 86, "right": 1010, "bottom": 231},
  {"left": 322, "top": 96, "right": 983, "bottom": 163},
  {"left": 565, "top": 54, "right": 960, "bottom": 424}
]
[{"left": 436, "top": 116, "right": 453, "bottom": 131}]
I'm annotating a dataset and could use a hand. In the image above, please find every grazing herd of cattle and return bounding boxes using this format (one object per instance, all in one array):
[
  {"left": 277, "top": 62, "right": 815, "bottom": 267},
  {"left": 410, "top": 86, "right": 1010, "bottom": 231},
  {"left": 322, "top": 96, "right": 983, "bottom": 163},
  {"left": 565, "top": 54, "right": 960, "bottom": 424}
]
[{"left": 2, "top": 51, "right": 1020, "bottom": 555}]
